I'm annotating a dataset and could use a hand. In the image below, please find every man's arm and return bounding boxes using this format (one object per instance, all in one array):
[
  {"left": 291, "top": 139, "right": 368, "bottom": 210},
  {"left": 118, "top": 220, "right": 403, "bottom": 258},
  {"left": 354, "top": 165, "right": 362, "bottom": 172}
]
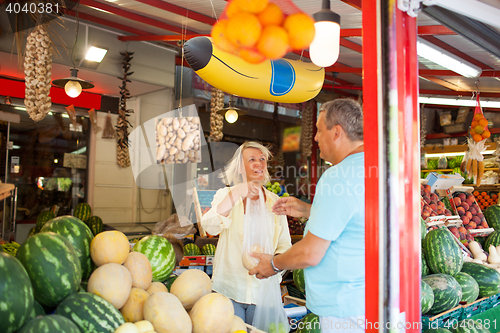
[{"left": 248, "top": 231, "right": 330, "bottom": 279}]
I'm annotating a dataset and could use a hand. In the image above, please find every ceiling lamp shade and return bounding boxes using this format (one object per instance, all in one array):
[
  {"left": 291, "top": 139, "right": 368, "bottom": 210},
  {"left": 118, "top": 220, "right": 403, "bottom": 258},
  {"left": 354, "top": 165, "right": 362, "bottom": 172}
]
[
  {"left": 52, "top": 68, "right": 94, "bottom": 98},
  {"left": 309, "top": 0, "right": 341, "bottom": 68},
  {"left": 217, "top": 96, "right": 247, "bottom": 124}
]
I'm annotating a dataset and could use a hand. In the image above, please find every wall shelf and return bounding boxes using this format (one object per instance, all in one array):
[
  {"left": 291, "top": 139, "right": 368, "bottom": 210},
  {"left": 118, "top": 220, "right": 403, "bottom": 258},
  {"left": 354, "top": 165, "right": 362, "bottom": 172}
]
[{"left": 422, "top": 143, "right": 497, "bottom": 154}]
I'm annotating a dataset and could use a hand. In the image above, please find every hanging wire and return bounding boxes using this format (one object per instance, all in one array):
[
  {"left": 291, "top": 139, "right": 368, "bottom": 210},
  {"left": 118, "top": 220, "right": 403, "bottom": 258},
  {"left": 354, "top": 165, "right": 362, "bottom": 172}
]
[
  {"left": 71, "top": 1, "right": 80, "bottom": 69},
  {"left": 208, "top": 0, "right": 219, "bottom": 22}
]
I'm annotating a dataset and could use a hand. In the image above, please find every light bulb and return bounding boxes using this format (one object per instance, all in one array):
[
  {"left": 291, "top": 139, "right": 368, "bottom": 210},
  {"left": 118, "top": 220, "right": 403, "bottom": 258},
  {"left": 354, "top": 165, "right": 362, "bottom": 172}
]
[
  {"left": 65, "top": 80, "right": 82, "bottom": 98},
  {"left": 309, "top": 21, "right": 341, "bottom": 68},
  {"left": 225, "top": 110, "right": 238, "bottom": 123}
]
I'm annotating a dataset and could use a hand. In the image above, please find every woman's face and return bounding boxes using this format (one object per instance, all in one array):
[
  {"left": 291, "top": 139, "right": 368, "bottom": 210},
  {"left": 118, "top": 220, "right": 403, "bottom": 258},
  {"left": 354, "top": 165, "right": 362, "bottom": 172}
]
[{"left": 242, "top": 147, "right": 267, "bottom": 183}]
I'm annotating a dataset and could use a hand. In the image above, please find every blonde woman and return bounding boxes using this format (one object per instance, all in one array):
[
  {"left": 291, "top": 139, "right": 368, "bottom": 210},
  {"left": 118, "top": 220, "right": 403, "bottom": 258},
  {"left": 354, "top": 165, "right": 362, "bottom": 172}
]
[{"left": 201, "top": 141, "right": 292, "bottom": 324}]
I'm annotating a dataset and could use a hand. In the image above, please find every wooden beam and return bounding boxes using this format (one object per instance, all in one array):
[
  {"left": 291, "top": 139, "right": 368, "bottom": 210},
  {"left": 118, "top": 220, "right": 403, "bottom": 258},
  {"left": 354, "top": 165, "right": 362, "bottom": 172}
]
[
  {"left": 135, "top": 0, "right": 216, "bottom": 26},
  {"left": 119, "top": 34, "right": 208, "bottom": 42},
  {"left": 420, "top": 75, "right": 468, "bottom": 91}
]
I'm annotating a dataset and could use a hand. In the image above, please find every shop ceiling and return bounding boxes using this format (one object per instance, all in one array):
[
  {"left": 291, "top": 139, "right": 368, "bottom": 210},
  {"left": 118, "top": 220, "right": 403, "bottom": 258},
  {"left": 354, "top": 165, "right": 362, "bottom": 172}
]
[{"left": 2, "top": 0, "right": 500, "bottom": 103}]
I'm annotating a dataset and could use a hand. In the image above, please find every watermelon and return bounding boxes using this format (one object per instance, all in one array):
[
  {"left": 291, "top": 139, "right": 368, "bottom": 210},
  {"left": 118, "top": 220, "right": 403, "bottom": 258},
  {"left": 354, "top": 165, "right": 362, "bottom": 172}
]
[
  {"left": 422, "top": 274, "right": 462, "bottom": 315},
  {"left": 424, "top": 329, "right": 453, "bottom": 333},
  {"left": 163, "top": 274, "right": 178, "bottom": 291},
  {"left": 31, "top": 299, "right": 45, "bottom": 318},
  {"left": 423, "top": 228, "right": 463, "bottom": 275},
  {"left": 296, "top": 312, "right": 321, "bottom": 333},
  {"left": 88, "top": 216, "right": 104, "bottom": 236},
  {"left": 451, "top": 319, "right": 490, "bottom": 333},
  {"left": 74, "top": 203, "right": 92, "bottom": 223},
  {"left": 27, "top": 226, "right": 36, "bottom": 238},
  {"left": 421, "top": 217, "right": 427, "bottom": 240},
  {"left": 422, "top": 252, "right": 430, "bottom": 277},
  {"left": 40, "top": 215, "right": 94, "bottom": 280},
  {"left": 35, "top": 211, "right": 55, "bottom": 232},
  {"left": 454, "top": 272, "right": 479, "bottom": 304},
  {"left": 484, "top": 205, "right": 500, "bottom": 230},
  {"left": 133, "top": 235, "right": 176, "bottom": 281},
  {"left": 474, "top": 237, "right": 486, "bottom": 248},
  {"left": 201, "top": 243, "right": 216, "bottom": 255},
  {"left": 460, "top": 262, "right": 500, "bottom": 297},
  {"left": 293, "top": 268, "right": 305, "bottom": 294},
  {"left": 18, "top": 314, "right": 81, "bottom": 333},
  {"left": 0, "top": 252, "right": 34, "bottom": 333},
  {"left": 17, "top": 232, "right": 82, "bottom": 307},
  {"left": 484, "top": 231, "right": 500, "bottom": 252},
  {"left": 184, "top": 243, "right": 200, "bottom": 256},
  {"left": 55, "top": 292, "right": 124, "bottom": 333},
  {"left": 421, "top": 280, "right": 434, "bottom": 314}
]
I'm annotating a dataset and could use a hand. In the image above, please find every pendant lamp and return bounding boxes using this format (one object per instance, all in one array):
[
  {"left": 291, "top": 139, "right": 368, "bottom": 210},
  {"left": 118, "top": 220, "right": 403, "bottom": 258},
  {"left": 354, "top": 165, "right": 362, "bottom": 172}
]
[{"left": 309, "top": 0, "right": 341, "bottom": 68}]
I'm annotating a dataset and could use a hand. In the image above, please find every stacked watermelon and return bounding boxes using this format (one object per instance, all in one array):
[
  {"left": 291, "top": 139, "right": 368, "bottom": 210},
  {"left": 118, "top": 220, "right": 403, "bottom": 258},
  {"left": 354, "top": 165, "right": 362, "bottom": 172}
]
[
  {"left": 133, "top": 235, "right": 176, "bottom": 282},
  {"left": 184, "top": 243, "right": 201, "bottom": 256},
  {"left": 74, "top": 203, "right": 92, "bottom": 223},
  {"left": 484, "top": 231, "right": 500, "bottom": 252},
  {"left": 422, "top": 274, "right": 462, "bottom": 315},
  {"left": 18, "top": 314, "right": 81, "bottom": 333},
  {"left": 201, "top": 244, "right": 216, "bottom": 255},
  {"left": 421, "top": 280, "right": 434, "bottom": 314},
  {"left": 35, "top": 210, "right": 55, "bottom": 232},
  {"left": 87, "top": 216, "right": 104, "bottom": 236},
  {"left": 40, "top": 216, "right": 94, "bottom": 280},
  {"left": 293, "top": 268, "right": 305, "bottom": 294},
  {"left": 460, "top": 262, "right": 500, "bottom": 298},
  {"left": 296, "top": 312, "right": 320, "bottom": 333},
  {"left": 484, "top": 205, "right": 500, "bottom": 230}
]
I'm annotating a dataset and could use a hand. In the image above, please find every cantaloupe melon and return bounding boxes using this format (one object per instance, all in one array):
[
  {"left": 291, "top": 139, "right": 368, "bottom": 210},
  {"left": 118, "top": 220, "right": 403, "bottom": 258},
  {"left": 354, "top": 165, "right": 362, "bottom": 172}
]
[
  {"left": 123, "top": 252, "right": 153, "bottom": 290},
  {"left": 242, "top": 244, "right": 263, "bottom": 270},
  {"left": 87, "top": 263, "right": 132, "bottom": 309},
  {"left": 231, "top": 315, "right": 247, "bottom": 332},
  {"left": 143, "top": 292, "right": 192, "bottom": 333},
  {"left": 115, "top": 322, "right": 140, "bottom": 333},
  {"left": 170, "top": 270, "right": 212, "bottom": 310},
  {"left": 146, "top": 282, "right": 168, "bottom": 295},
  {"left": 190, "top": 293, "right": 234, "bottom": 333},
  {"left": 120, "top": 287, "right": 150, "bottom": 322},
  {"left": 134, "top": 320, "right": 155, "bottom": 333},
  {"left": 90, "top": 230, "right": 130, "bottom": 266}
]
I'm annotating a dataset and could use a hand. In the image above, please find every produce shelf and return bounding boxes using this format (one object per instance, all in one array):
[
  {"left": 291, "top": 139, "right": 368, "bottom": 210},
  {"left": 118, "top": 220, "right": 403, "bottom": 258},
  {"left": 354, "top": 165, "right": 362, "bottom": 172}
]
[
  {"left": 461, "top": 298, "right": 490, "bottom": 320},
  {"left": 0, "top": 183, "right": 15, "bottom": 202},
  {"left": 422, "top": 143, "right": 497, "bottom": 154},
  {"left": 422, "top": 168, "right": 499, "bottom": 173},
  {"left": 422, "top": 306, "right": 463, "bottom": 331}
]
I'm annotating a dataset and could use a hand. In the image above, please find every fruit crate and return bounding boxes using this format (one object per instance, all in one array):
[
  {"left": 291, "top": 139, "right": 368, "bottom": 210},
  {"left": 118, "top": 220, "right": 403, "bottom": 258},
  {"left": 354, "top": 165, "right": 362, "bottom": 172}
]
[
  {"left": 460, "top": 297, "right": 490, "bottom": 320},
  {"left": 486, "top": 293, "right": 500, "bottom": 309},
  {"left": 287, "top": 285, "right": 306, "bottom": 300},
  {"left": 422, "top": 306, "right": 463, "bottom": 331}
]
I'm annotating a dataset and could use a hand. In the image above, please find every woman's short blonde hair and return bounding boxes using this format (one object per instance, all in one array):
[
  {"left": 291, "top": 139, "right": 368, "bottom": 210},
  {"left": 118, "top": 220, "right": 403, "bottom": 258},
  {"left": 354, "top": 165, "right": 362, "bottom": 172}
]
[{"left": 219, "top": 141, "right": 272, "bottom": 186}]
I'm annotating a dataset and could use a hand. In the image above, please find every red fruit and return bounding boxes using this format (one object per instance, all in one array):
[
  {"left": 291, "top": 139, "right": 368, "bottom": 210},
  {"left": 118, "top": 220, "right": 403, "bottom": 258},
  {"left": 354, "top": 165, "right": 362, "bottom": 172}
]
[
  {"left": 457, "top": 207, "right": 466, "bottom": 215},
  {"left": 472, "top": 204, "right": 480, "bottom": 211},
  {"left": 472, "top": 216, "right": 481, "bottom": 224},
  {"left": 430, "top": 200, "right": 438, "bottom": 206},
  {"left": 461, "top": 216, "right": 470, "bottom": 225},
  {"left": 424, "top": 205, "right": 432, "bottom": 213},
  {"left": 436, "top": 208, "right": 444, "bottom": 215},
  {"left": 481, "top": 221, "right": 489, "bottom": 228},
  {"left": 477, "top": 226, "right": 484, "bottom": 229},
  {"left": 454, "top": 197, "right": 462, "bottom": 207},
  {"left": 465, "top": 199, "right": 473, "bottom": 207},
  {"left": 465, "top": 211, "right": 473, "bottom": 219},
  {"left": 477, "top": 213, "right": 484, "bottom": 220},
  {"left": 467, "top": 195, "right": 475, "bottom": 202},
  {"left": 430, "top": 193, "right": 439, "bottom": 201},
  {"left": 422, "top": 211, "right": 430, "bottom": 219},
  {"left": 459, "top": 231, "right": 466, "bottom": 240},
  {"left": 430, "top": 212, "right": 437, "bottom": 217},
  {"left": 438, "top": 201, "right": 445, "bottom": 207},
  {"left": 469, "top": 207, "right": 477, "bottom": 215},
  {"left": 461, "top": 202, "right": 470, "bottom": 211},
  {"left": 445, "top": 209, "right": 452, "bottom": 216},
  {"left": 458, "top": 193, "right": 467, "bottom": 201},
  {"left": 430, "top": 204, "right": 437, "bottom": 211},
  {"left": 423, "top": 196, "right": 431, "bottom": 204},
  {"left": 466, "top": 233, "right": 474, "bottom": 241},
  {"left": 424, "top": 185, "right": 431, "bottom": 193},
  {"left": 468, "top": 222, "right": 477, "bottom": 229},
  {"left": 465, "top": 224, "right": 475, "bottom": 230}
]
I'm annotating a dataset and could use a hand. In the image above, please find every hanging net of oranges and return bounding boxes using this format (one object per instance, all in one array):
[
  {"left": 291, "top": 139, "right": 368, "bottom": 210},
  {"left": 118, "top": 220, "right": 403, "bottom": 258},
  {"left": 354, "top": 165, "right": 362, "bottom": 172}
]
[
  {"left": 465, "top": 93, "right": 489, "bottom": 185},
  {"left": 211, "top": 0, "right": 316, "bottom": 64}
]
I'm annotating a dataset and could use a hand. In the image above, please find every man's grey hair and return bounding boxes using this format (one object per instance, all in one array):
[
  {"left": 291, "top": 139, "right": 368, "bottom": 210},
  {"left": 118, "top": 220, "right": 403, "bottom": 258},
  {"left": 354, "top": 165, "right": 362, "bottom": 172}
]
[{"left": 320, "top": 99, "right": 363, "bottom": 141}]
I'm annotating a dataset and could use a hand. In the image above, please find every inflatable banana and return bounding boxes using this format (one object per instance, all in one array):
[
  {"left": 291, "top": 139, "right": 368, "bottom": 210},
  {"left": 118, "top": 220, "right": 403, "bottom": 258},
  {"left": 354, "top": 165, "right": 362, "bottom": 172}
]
[{"left": 184, "top": 37, "right": 324, "bottom": 103}]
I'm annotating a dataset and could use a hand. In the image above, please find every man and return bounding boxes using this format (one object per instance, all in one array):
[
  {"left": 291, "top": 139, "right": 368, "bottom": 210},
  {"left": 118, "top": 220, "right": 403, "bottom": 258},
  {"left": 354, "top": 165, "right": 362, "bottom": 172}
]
[{"left": 249, "top": 99, "right": 365, "bottom": 333}]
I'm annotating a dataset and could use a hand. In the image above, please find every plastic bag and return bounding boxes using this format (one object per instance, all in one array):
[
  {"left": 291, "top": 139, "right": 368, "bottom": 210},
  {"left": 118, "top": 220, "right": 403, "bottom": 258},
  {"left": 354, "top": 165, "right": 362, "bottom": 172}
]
[
  {"left": 252, "top": 274, "right": 290, "bottom": 333},
  {"left": 102, "top": 112, "right": 116, "bottom": 139},
  {"left": 65, "top": 104, "right": 77, "bottom": 129},
  {"left": 438, "top": 155, "right": 448, "bottom": 169},
  {"left": 241, "top": 192, "right": 273, "bottom": 271}
]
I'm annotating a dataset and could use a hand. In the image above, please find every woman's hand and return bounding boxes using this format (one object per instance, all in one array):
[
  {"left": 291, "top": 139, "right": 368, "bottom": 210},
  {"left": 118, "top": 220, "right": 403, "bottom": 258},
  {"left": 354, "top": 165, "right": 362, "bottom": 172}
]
[
  {"left": 234, "top": 181, "right": 262, "bottom": 201},
  {"left": 272, "top": 197, "right": 311, "bottom": 218}
]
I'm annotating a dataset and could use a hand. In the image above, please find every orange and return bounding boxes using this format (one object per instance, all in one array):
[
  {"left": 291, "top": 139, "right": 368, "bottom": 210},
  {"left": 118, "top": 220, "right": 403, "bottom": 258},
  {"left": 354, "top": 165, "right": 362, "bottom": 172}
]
[
  {"left": 239, "top": 48, "right": 267, "bottom": 64},
  {"left": 225, "top": 0, "right": 241, "bottom": 18},
  {"left": 470, "top": 129, "right": 476, "bottom": 136},
  {"left": 211, "top": 20, "right": 239, "bottom": 54},
  {"left": 471, "top": 120, "right": 479, "bottom": 128},
  {"left": 226, "top": 12, "right": 262, "bottom": 48},
  {"left": 473, "top": 133, "right": 483, "bottom": 142},
  {"left": 283, "top": 13, "right": 316, "bottom": 50},
  {"left": 233, "top": 0, "right": 268, "bottom": 14},
  {"left": 257, "top": 3, "right": 284, "bottom": 26},
  {"left": 479, "top": 118, "right": 489, "bottom": 127},
  {"left": 481, "top": 192, "right": 487, "bottom": 196},
  {"left": 474, "top": 191, "right": 479, "bottom": 196},
  {"left": 474, "top": 125, "right": 484, "bottom": 134},
  {"left": 482, "top": 130, "right": 491, "bottom": 139},
  {"left": 474, "top": 113, "right": 484, "bottom": 121},
  {"left": 257, "top": 25, "right": 289, "bottom": 60}
]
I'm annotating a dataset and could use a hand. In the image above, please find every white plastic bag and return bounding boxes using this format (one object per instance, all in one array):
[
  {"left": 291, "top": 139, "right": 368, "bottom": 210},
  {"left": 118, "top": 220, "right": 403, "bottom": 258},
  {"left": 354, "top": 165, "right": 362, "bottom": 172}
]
[
  {"left": 253, "top": 274, "right": 290, "bottom": 333},
  {"left": 241, "top": 192, "right": 273, "bottom": 271}
]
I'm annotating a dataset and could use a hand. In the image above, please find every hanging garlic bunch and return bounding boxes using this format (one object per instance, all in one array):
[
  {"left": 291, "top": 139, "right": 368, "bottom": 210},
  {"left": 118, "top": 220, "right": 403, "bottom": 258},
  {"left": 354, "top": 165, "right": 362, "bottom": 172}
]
[
  {"left": 24, "top": 24, "right": 52, "bottom": 122},
  {"left": 301, "top": 102, "right": 313, "bottom": 157},
  {"left": 210, "top": 87, "right": 224, "bottom": 141}
]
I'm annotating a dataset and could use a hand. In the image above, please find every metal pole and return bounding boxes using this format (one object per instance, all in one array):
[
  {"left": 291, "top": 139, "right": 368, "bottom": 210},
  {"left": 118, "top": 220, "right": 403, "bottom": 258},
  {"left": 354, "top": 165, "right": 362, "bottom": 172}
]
[{"left": 2, "top": 121, "right": 10, "bottom": 240}]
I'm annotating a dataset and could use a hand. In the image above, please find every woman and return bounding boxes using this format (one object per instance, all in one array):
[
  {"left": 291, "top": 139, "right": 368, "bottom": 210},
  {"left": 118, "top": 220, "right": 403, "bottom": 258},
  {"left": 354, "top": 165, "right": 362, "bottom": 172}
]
[{"left": 201, "top": 141, "right": 292, "bottom": 324}]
